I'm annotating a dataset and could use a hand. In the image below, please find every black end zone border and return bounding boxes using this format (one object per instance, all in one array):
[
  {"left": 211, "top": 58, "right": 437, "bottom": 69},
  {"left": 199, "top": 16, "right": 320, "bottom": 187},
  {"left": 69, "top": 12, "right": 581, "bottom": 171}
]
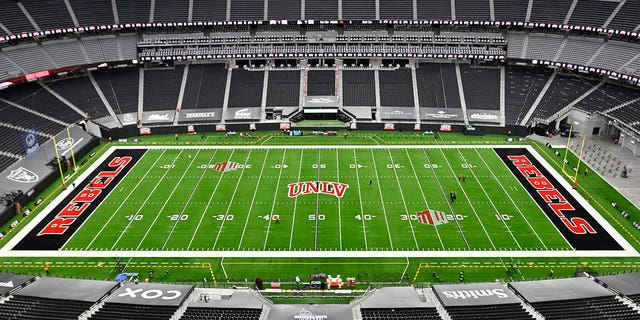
[
  {"left": 13, "top": 149, "right": 146, "bottom": 250},
  {"left": 495, "top": 148, "right": 622, "bottom": 250}
]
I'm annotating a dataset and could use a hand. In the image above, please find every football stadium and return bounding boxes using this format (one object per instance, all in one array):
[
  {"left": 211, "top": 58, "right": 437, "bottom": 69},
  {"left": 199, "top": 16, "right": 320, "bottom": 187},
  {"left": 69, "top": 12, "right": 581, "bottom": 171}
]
[{"left": 0, "top": 0, "right": 640, "bottom": 319}]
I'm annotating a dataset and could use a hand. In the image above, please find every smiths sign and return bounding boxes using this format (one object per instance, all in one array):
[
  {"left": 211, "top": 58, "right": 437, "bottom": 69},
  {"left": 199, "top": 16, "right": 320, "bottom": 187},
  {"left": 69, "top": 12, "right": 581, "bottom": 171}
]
[{"left": 434, "top": 283, "right": 521, "bottom": 306}]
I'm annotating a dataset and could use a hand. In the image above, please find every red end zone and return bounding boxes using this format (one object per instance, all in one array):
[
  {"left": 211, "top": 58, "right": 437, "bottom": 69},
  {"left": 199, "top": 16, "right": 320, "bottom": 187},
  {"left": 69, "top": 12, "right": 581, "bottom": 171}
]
[
  {"left": 495, "top": 148, "right": 622, "bottom": 250},
  {"left": 13, "top": 149, "right": 146, "bottom": 250}
]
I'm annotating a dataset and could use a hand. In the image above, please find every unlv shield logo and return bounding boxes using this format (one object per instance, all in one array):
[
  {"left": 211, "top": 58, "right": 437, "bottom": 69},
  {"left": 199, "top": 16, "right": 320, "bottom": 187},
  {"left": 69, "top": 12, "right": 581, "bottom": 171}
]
[
  {"left": 417, "top": 209, "right": 448, "bottom": 226},
  {"left": 7, "top": 167, "right": 39, "bottom": 183},
  {"left": 213, "top": 161, "right": 239, "bottom": 172}
]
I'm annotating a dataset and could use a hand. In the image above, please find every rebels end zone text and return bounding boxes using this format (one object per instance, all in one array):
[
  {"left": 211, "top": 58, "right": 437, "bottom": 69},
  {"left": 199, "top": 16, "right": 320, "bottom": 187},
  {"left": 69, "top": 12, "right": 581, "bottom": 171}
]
[
  {"left": 13, "top": 149, "right": 146, "bottom": 250},
  {"left": 38, "top": 156, "right": 132, "bottom": 235},
  {"left": 495, "top": 148, "right": 622, "bottom": 250}
]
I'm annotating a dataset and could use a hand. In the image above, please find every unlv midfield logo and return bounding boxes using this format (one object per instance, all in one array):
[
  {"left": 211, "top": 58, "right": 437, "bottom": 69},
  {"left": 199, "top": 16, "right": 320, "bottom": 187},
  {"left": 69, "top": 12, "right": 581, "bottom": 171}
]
[
  {"left": 288, "top": 181, "right": 349, "bottom": 198},
  {"left": 7, "top": 167, "right": 39, "bottom": 183}
]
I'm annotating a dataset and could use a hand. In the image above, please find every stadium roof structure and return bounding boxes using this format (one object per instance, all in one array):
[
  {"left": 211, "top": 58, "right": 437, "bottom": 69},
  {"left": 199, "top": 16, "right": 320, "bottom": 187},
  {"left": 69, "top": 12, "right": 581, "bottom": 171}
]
[
  {"left": 360, "top": 286, "right": 437, "bottom": 308},
  {"left": 597, "top": 273, "right": 640, "bottom": 296},
  {"left": 187, "top": 288, "right": 264, "bottom": 309},
  {"left": 509, "top": 277, "right": 615, "bottom": 303},
  {"left": 14, "top": 277, "right": 117, "bottom": 302},
  {"left": 0, "top": 273, "right": 33, "bottom": 296}
]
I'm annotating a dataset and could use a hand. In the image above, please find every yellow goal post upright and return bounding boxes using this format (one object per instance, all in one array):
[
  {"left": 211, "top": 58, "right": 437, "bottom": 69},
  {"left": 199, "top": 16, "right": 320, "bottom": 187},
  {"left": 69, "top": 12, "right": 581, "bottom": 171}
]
[
  {"left": 560, "top": 124, "right": 587, "bottom": 184},
  {"left": 66, "top": 126, "right": 78, "bottom": 172},
  {"left": 51, "top": 134, "right": 66, "bottom": 190}
]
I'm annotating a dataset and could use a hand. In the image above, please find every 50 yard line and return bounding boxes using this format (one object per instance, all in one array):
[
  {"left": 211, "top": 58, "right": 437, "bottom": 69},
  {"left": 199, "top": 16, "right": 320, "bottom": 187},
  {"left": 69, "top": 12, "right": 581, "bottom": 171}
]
[
  {"left": 314, "top": 149, "right": 321, "bottom": 250},
  {"left": 288, "top": 149, "right": 304, "bottom": 250}
]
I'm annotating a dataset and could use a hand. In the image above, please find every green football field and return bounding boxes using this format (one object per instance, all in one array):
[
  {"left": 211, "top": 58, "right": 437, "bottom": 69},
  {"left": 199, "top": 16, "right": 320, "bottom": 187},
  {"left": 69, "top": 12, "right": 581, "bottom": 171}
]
[
  {"left": 53, "top": 145, "right": 576, "bottom": 252},
  {"left": 2, "top": 132, "right": 640, "bottom": 289}
]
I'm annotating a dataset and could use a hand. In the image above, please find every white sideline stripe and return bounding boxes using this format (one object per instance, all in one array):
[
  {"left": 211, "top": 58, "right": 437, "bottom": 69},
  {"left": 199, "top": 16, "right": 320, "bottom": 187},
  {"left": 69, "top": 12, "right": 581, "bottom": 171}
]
[
  {"left": 188, "top": 149, "right": 232, "bottom": 249},
  {"left": 81, "top": 149, "right": 166, "bottom": 249},
  {"left": 5, "top": 250, "right": 638, "bottom": 258},
  {"left": 3, "top": 145, "right": 636, "bottom": 257}
]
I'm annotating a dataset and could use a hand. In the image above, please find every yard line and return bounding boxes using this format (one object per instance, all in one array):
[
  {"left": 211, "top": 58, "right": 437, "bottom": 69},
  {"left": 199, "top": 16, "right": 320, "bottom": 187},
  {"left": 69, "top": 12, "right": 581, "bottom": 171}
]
[
  {"left": 404, "top": 149, "right": 445, "bottom": 249},
  {"left": 188, "top": 149, "right": 235, "bottom": 249},
  {"left": 76, "top": 149, "right": 166, "bottom": 249},
  {"left": 455, "top": 148, "right": 521, "bottom": 250},
  {"left": 111, "top": 150, "right": 184, "bottom": 249},
  {"left": 386, "top": 148, "right": 419, "bottom": 249},
  {"left": 476, "top": 149, "right": 548, "bottom": 249},
  {"left": 263, "top": 149, "right": 287, "bottom": 249},
  {"left": 135, "top": 150, "right": 198, "bottom": 250},
  {"left": 211, "top": 149, "right": 255, "bottom": 249},
  {"left": 369, "top": 149, "right": 395, "bottom": 250},
  {"left": 352, "top": 149, "right": 368, "bottom": 250},
  {"left": 421, "top": 148, "right": 470, "bottom": 249},
  {"left": 314, "top": 149, "right": 321, "bottom": 250},
  {"left": 438, "top": 148, "right": 496, "bottom": 249},
  {"left": 288, "top": 149, "right": 305, "bottom": 249},
  {"left": 335, "top": 148, "right": 342, "bottom": 250},
  {"left": 161, "top": 149, "right": 214, "bottom": 249},
  {"left": 234, "top": 149, "right": 270, "bottom": 250}
]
